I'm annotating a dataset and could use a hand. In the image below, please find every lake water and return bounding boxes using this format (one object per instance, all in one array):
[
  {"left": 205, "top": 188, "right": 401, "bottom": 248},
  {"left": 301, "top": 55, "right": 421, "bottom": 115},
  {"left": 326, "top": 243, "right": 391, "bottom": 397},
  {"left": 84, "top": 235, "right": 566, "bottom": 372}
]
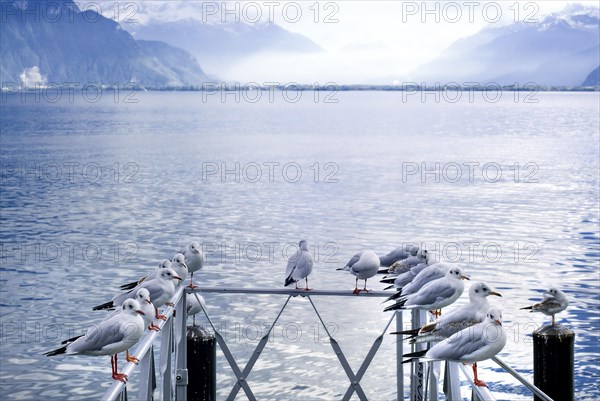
[{"left": 0, "top": 90, "right": 598, "bottom": 400}]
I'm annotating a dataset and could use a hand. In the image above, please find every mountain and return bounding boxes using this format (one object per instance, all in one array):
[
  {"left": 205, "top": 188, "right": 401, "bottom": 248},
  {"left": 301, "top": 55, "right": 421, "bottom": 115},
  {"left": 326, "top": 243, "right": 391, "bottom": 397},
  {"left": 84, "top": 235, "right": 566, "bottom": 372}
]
[
  {"left": 407, "top": 6, "right": 600, "bottom": 86},
  {"left": 0, "top": 0, "right": 211, "bottom": 87},
  {"left": 582, "top": 67, "right": 600, "bottom": 86},
  {"left": 124, "top": 18, "right": 322, "bottom": 76}
]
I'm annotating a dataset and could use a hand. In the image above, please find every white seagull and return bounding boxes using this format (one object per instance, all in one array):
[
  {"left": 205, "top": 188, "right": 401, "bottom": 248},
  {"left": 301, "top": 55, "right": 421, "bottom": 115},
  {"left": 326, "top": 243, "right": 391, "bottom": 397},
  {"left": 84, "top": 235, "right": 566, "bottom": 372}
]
[
  {"left": 284, "top": 240, "right": 314, "bottom": 290},
  {"left": 93, "top": 268, "right": 182, "bottom": 320},
  {"left": 380, "top": 262, "right": 428, "bottom": 290},
  {"left": 170, "top": 253, "right": 189, "bottom": 286},
  {"left": 402, "top": 307, "right": 507, "bottom": 388},
  {"left": 386, "top": 263, "right": 449, "bottom": 302},
  {"left": 386, "top": 248, "right": 429, "bottom": 274},
  {"left": 521, "top": 285, "right": 569, "bottom": 326},
  {"left": 119, "top": 259, "right": 172, "bottom": 291},
  {"left": 378, "top": 244, "right": 420, "bottom": 267},
  {"left": 393, "top": 281, "right": 502, "bottom": 344},
  {"left": 180, "top": 241, "right": 205, "bottom": 288},
  {"left": 384, "top": 267, "right": 469, "bottom": 314},
  {"left": 337, "top": 250, "right": 381, "bottom": 295},
  {"left": 44, "top": 299, "right": 146, "bottom": 382},
  {"left": 187, "top": 293, "right": 206, "bottom": 326}
]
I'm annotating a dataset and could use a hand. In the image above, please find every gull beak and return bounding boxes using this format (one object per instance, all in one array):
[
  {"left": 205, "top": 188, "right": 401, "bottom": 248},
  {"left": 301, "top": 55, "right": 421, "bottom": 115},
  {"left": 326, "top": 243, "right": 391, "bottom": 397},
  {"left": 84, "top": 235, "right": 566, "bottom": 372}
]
[
  {"left": 489, "top": 291, "right": 502, "bottom": 297},
  {"left": 460, "top": 275, "right": 470, "bottom": 280},
  {"left": 174, "top": 276, "right": 183, "bottom": 281},
  {"left": 136, "top": 310, "right": 145, "bottom": 315},
  {"left": 146, "top": 299, "right": 152, "bottom": 304},
  {"left": 495, "top": 319, "right": 502, "bottom": 326},
  {"left": 182, "top": 262, "right": 189, "bottom": 270}
]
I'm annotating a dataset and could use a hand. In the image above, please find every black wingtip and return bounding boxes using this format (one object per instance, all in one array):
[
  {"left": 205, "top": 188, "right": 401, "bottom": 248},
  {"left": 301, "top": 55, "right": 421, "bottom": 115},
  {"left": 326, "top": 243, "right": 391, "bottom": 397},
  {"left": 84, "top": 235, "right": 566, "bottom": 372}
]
[
  {"left": 119, "top": 281, "right": 138, "bottom": 291},
  {"left": 390, "top": 328, "right": 420, "bottom": 336},
  {"left": 92, "top": 301, "right": 114, "bottom": 311},
  {"left": 61, "top": 334, "right": 83, "bottom": 345},
  {"left": 284, "top": 276, "right": 296, "bottom": 287},
  {"left": 520, "top": 306, "right": 533, "bottom": 310},
  {"left": 44, "top": 345, "right": 67, "bottom": 357},
  {"left": 385, "top": 291, "right": 404, "bottom": 303},
  {"left": 380, "top": 277, "right": 396, "bottom": 284},
  {"left": 402, "top": 349, "right": 428, "bottom": 360},
  {"left": 377, "top": 268, "right": 390, "bottom": 274}
]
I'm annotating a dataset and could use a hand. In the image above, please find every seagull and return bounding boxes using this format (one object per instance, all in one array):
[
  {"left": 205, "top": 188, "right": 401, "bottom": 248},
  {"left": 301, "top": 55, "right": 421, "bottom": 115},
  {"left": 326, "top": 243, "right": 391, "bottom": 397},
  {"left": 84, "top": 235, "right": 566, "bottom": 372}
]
[
  {"left": 119, "top": 259, "right": 172, "bottom": 291},
  {"left": 386, "top": 263, "right": 449, "bottom": 302},
  {"left": 170, "top": 253, "right": 189, "bottom": 286},
  {"left": 44, "top": 299, "right": 146, "bottom": 382},
  {"left": 93, "top": 268, "right": 182, "bottom": 320},
  {"left": 378, "top": 244, "right": 420, "bottom": 267},
  {"left": 134, "top": 288, "right": 160, "bottom": 332},
  {"left": 380, "top": 262, "right": 428, "bottom": 290},
  {"left": 384, "top": 267, "right": 469, "bottom": 314},
  {"left": 180, "top": 241, "right": 205, "bottom": 289},
  {"left": 393, "top": 281, "right": 502, "bottom": 344},
  {"left": 284, "top": 240, "right": 314, "bottom": 290},
  {"left": 337, "top": 250, "right": 381, "bottom": 295},
  {"left": 521, "top": 285, "right": 569, "bottom": 326},
  {"left": 385, "top": 248, "right": 429, "bottom": 274},
  {"left": 186, "top": 293, "right": 206, "bottom": 326},
  {"left": 402, "top": 307, "right": 507, "bottom": 387}
]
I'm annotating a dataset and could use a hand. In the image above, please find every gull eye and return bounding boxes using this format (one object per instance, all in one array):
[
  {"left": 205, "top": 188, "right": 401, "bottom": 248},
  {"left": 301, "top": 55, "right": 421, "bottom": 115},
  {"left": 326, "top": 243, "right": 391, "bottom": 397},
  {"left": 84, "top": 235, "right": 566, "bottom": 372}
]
[{"left": 475, "top": 289, "right": 479, "bottom": 293}]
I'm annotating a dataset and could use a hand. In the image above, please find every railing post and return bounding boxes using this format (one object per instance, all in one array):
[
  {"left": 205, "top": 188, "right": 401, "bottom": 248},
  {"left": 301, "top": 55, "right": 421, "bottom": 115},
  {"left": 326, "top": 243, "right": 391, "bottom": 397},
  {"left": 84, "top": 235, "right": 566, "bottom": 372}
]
[
  {"left": 161, "top": 315, "right": 174, "bottom": 401},
  {"left": 396, "top": 311, "right": 404, "bottom": 401},
  {"left": 187, "top": 326, "right": 217, "bottom": 401},
  {"left": 410, "top": 309, "right": 426, "bottom": 401},
  {"left": 138, "top": 344, "right": 157, "bottom": 400},
  {"left": 176, "top": 292, "right": 188, "bottom": 400}
]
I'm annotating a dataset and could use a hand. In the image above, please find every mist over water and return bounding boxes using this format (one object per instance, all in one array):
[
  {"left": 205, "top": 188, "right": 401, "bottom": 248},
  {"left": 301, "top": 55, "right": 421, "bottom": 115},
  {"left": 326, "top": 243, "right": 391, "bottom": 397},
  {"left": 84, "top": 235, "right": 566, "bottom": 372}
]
[{"left": 0, "top": 91, "right": 598, "bottom": 400}]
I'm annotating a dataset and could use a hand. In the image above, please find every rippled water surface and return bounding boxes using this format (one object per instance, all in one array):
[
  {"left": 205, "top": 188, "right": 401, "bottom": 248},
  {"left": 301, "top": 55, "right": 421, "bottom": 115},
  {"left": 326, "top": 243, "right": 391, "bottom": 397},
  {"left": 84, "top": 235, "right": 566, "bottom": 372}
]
[{"left": 1, "top": 91, "right": 599, "bottom": 400}]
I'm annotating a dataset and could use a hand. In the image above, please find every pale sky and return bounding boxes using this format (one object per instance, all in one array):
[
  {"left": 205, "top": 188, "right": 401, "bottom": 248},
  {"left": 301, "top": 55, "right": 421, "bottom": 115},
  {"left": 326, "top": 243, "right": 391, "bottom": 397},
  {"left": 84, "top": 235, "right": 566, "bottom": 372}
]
[{"left": 99, "top": 1, "right": 599, "bottom": 83}]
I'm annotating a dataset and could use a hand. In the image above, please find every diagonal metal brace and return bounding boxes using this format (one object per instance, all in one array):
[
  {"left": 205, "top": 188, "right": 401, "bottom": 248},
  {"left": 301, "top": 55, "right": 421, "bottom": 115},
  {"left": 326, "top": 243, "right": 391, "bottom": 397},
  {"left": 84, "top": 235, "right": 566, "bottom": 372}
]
[
  {"left": 200, "top": 301, "right": 257, "bottom": 401},
  {"left": 341, "top": 312, "right": 396, "bottom": 400},
  {"left": 227, "top": 296, "right": 293, "bottom": 400},
  {"left": 307, "top": 296, "right": 369, "bottom": 401}
]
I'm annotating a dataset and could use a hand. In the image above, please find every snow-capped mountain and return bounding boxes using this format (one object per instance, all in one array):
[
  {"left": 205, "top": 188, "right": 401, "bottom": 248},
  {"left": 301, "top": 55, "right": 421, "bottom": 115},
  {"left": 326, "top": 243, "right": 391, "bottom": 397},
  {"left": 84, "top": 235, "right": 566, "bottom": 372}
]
[{"left": 407, "top": 5, "right": 600, "bottom": 86}]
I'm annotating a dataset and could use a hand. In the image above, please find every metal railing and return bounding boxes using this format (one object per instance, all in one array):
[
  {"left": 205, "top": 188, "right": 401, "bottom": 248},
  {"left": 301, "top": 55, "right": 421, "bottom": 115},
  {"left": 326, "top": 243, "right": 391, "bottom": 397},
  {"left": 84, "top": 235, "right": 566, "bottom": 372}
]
[{"left": 102, "top": 286, "right": 554, "bottom": 401}]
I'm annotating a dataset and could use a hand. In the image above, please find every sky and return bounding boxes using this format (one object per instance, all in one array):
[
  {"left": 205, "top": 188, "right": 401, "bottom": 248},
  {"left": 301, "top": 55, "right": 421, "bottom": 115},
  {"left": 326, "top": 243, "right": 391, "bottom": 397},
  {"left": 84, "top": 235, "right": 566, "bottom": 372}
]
[{"left": 100, "top": 1, "right": 600, "bottom": 83}]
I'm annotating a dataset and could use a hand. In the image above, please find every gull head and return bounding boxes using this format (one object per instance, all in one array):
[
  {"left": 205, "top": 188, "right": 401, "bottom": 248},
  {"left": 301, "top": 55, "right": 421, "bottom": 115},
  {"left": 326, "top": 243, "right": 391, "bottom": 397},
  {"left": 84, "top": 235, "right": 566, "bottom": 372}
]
[
  {"left": 160, "top": 268, "right": 182, "bottom": 281},
  {"left": 159, "top": 259, "right": 171, "bottom": 269},
  {"left": 135, "top": 288, "right": 152, "bottom": 304},
  {"left": 299, "top": 240, "right": 309, "bottom": 251},
  {"left": 122, "top": 299, "right": 145, "bottom": 316},
  {"left": 172, "top": 253, "right": 188, "bottom": 271},
  {"left": 486, "top": 307, "right": 503, "bottom": 326},
  {"left": 470, "top": 282, "right": 502, "bottom": 299},
  {"left": 543, "top": 286, "right": 563, "bottom": 300},
  {"left": 447, "top": 267, "right": 469, "bottom": 281},
  {"left": 190, "top": 241, "right": 202, "bottom": 255}
]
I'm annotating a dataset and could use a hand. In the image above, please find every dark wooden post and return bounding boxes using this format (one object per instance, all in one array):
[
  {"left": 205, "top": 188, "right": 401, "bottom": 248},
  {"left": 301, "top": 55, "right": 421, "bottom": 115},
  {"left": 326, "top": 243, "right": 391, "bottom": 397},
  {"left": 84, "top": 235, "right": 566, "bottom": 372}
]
[
  {"left": 533, "top": 324, "right": 574, "bottom": 401},
  {"left": 187, "top": 326, "right": 216, "bottom": 401}
]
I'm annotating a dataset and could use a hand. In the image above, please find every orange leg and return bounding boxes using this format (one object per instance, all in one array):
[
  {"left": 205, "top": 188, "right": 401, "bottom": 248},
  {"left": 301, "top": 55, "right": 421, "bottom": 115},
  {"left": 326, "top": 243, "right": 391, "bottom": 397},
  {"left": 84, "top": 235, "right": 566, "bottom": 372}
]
[
  {"left": 472, "top": 363, "right": 488, "bottom": 387},
  {"left": 353, "top": 277, "right": 361, "bottom": 295},
  {"left": 155, "top": 307, "right": 167, "bottom": 321},
  {"left": 362, "top": 279, "right": 370, "bottom": 292},
  {"left": 188, "top": 272, "right": 197, "bottom": 289},
  {"left": 304, "top": 277, "right": 312, "bottom": 291},
  {"left": 111, "top": 354, "right": 128, "bottom": 382},
  {"left": 148, "top": 323, "right": 160, "bottom": 331},
  {"left": 126, "top": 349, "right": 139, "bottom": 364}
]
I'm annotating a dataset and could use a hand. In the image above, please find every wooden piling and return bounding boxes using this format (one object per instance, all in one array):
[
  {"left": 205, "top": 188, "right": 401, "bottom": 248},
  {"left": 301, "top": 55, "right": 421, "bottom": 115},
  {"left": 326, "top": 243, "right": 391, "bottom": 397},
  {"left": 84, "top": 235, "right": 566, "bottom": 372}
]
[{"left": 533, "top": 324, "right": 574, "bottom": 401}]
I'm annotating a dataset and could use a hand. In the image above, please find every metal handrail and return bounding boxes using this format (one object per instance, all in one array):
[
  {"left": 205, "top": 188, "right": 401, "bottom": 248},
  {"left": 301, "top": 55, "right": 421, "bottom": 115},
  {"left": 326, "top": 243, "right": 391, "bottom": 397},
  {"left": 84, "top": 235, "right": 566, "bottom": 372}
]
[
  {"left": 102, "top": 286, "right": 186, "bottom": 401},
  {"left": 99, "top": 285, "right": 555, "bottom": 401}
]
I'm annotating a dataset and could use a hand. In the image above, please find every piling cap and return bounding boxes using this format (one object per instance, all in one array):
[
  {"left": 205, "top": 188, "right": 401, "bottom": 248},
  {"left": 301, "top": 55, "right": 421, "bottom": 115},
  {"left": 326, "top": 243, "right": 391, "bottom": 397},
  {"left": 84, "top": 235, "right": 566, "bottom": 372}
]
[
  {"left": 187, "top": 325, "right": 215, "bottom": 340},
  {"left": 533, "top": 324, "right": 574, "bottom": 337}
]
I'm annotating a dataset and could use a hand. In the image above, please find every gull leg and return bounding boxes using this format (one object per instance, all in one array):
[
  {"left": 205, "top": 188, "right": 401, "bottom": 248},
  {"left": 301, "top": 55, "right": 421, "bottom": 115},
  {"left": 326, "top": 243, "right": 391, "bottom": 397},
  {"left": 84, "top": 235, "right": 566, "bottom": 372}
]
[
  {"left": 188, "top": 272, "right": 197, "bottom": 289},
  {"left": 165, "top": 302, "right": 175, "bottom": 307},
  {"left": 126, "top": 349, "right": 139, "bottom": 364},
  {"left": 155, "top": 306, "right": 167, "bottom": 321},
  {"left": 552, "top": 314, "right": 556, "bottom": 326},
  {"left": 353, "top": 277, "right": 361, "bottom": 295},
  {"left": 295, "top": 282, "right": 299, "bottom": 290},
  {"left": 112, "top": 353, "right": 128, "bottom": 382},
  {"left": 472, "top": 363, "right": 487, "bottom": 387},
  {"left": 148, "top": 323, "right": 160, "bottom": 331},
  {"left": 304, "top": 277, "right": 312, "bottom": 291},
  {"left": 362, "top": 279, "right": 370, "bottom": 293}
]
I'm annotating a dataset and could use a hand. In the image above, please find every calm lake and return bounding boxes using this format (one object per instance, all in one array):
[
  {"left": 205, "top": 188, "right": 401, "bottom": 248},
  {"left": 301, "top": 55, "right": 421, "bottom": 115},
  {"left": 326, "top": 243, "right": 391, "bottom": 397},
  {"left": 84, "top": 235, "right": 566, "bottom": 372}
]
[{"left": 0, "top": 90, "right": 598, "bottom": 400}]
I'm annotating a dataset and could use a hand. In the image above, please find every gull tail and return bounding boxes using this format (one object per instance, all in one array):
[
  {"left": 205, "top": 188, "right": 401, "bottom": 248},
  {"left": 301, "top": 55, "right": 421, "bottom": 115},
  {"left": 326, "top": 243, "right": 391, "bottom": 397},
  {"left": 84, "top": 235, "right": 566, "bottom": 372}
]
[
  {"left": 92, "top": 301, "right": 115, "bottom": 311},
  {"left": 402, "top": 349, "right": 428, "bottom": 364},
  {"left": 383, "top": 298, "right": 407, "bottom": 312},
  {"left": 520, "top": 305, "right": 534, "bottom": 310},
  {"left": 385, "top": 290, "right": 404, "bottom": 303},
  {"left": 284, "top": 275, "right": 296, "bottom": 287},
  {"left": 61, "top": 335, "right": 83, "bottom": 345},
  {"left": 44, "top": 345, "right": 67, "bottom": 357},
  {"left": 119, "top": 281, "right": 139, "bottom": 291},
  {"left": 390, "top": 328, "right": 420, "bottom": 336}
]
